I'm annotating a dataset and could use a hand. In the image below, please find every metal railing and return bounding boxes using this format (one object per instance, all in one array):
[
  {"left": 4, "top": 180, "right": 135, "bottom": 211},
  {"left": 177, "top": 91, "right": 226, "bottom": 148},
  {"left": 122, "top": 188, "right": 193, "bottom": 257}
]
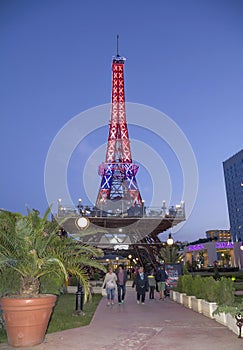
[{"left": 55, "top": 201, "right": 185, "bottom": 220}]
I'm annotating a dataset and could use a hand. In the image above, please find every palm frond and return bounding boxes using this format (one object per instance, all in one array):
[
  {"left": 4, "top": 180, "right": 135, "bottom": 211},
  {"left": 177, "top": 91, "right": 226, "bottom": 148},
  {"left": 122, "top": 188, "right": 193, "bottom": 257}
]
[{"left": 0, "top": 208, "right": 106, "bottom": 296}]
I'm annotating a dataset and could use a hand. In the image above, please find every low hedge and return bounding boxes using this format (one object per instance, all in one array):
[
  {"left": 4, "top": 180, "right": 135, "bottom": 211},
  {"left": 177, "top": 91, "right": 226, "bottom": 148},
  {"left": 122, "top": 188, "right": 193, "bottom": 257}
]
[{"left": 176, "top": 275, "right": 235, "bottom": 305}]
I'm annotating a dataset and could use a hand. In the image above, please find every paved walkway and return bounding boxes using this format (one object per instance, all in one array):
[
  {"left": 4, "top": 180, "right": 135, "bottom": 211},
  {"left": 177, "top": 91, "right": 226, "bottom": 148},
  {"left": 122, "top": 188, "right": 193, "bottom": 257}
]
[{"left": 1, "top": 287, "right": 242, "bottom": 350}]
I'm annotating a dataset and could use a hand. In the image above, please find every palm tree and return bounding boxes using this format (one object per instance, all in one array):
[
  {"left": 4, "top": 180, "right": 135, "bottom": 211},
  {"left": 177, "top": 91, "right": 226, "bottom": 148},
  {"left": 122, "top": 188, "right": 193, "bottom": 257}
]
[
  {"left": 224, "top": 252, "right": 231, "bottom": 267},
  {"left": 159, "top": 245, "right": 183, "bottom": 264},
  {"left": 0, "top": 207, "right": 105, "bottom": 297}
]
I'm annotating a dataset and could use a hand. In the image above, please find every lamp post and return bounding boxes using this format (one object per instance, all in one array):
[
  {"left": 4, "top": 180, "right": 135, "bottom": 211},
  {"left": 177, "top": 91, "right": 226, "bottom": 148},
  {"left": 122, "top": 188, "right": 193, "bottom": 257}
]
[
  {"left": 57, "top": 198, "right": 62, "bottom": 216},
  {"left": 221, "top": 253, "right": 225, "bottom": 267},
  {"left": 142, "top": 200, "right": 145, "bottom": 217},
  {"left": 162, "top": 200, "right": 166, "bottom": 217},
  {"left": 73, "top": 215, "right": 90, "bottom": 316},
  {"left": 73, "top": 279, "right": 84, "bottom": 316},
  {"left": 77, "top": 198, "right": 83, "bottom": 215},
  {"left": 167, "top": 233, "right": 174, "bottom": 264},
  {"left": 128, "top": 254, "right": 132, "bottom": 268}
]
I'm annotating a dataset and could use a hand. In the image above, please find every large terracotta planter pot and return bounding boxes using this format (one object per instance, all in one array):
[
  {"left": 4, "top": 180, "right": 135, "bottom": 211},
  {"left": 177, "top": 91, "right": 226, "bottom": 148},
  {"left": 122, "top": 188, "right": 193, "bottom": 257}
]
[{"left": 0, "top": 294, "right": 57, "bottom": 347}]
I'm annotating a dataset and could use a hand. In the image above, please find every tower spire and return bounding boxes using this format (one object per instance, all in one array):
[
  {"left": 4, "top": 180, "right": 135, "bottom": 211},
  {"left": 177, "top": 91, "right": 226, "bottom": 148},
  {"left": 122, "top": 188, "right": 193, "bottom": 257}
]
[
  {"left": 116, "top": 34, "right": 119, "bottom": 56},
  {"left": 96, "top": 48, "right": 142, "bottom": 214}
]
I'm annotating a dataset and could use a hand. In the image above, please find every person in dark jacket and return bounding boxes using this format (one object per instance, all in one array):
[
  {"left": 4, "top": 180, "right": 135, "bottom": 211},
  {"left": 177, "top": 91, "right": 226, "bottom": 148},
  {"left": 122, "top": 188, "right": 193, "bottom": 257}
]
[
  {"left": 132, "top": 266, "right": 149, "bottom": 304},
  {"left": 156, "top": 264, "right": 168, "bottom": 300},
  {"left": 148, "top": 269, "right": 156, "bottom": 300},
  {"left": 116, "top": 264, "right": 128, "bottom": 304}
]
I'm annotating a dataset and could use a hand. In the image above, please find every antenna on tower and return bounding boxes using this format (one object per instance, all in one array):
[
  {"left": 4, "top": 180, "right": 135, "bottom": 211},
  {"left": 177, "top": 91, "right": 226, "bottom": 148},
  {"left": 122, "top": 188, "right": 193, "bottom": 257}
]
[
  {"left": 116, "top": 34, "right": 119, "bottom": 57},
  {"left": 112, "top": 34, "right": 126, "bottom": 62}
]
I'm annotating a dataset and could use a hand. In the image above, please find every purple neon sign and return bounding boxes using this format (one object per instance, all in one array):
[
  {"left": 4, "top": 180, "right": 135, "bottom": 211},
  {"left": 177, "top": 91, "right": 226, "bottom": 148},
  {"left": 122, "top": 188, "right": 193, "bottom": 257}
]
[
  {"left": 188, "top": 242, "right": 234, "bottom": 252},
  {"left": 215, "top": 242, "right": 234, "bottom": 249},
  {"left": 188, "top": 244, "right": 205, "bottom": 251}
]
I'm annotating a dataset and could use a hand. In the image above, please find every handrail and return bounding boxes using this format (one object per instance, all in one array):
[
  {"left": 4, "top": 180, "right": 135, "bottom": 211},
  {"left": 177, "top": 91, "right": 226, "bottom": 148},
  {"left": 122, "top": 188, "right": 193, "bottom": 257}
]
[{"left": 55, "top": 203, "right": 185, "bottom": 219}]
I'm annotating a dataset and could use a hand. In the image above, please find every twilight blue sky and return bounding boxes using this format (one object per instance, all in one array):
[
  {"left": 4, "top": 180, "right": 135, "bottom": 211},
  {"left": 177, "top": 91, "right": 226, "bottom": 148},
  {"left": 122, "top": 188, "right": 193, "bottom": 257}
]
[{"left": 1, "top": 0, "right": 243, "bottom": 242}]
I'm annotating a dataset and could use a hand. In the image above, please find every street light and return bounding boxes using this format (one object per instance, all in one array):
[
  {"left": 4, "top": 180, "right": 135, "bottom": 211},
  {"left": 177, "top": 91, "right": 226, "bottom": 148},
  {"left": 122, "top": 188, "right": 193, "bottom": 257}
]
[
  {"left": 73, "top": 213, "right": 89, "bottom": 315},
  {"left": 77, "top": 198, "right": 83, "bottom": 215},
  {"left": 73, "top": 278, "right": 84, "bottom": 316},
  {"left": 221, "top": 253, "right": 225, "bottom": 267},
  {"left": 128, "top": 254, "right": 132, "bottom": 268},
  {"left": 57, "top": 198, "right": 63, "bottom": 217},
  {"left": 142, "top": 200, "right": 145, "bottom": 217},
  {"left": 167, "top": 233, "right": 174, "bottom": 264}
]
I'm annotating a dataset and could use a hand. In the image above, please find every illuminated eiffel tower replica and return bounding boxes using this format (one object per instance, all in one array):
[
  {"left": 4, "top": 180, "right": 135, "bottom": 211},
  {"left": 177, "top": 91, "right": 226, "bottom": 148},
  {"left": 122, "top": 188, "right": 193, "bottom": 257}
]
[
  {"left": 57, "top": 39, "right": 185, "bottom": 266},
  {"left": 96, "top": 40, "right": 142, "bottom": 217}
]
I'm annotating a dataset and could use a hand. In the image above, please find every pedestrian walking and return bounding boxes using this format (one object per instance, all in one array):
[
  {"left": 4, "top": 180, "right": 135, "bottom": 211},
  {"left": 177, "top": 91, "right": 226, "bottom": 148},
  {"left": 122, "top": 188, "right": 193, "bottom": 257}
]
[
  {"left": 116, "top": 264, "right": 128, "bottom": 304},
  {"left": 148, "top": 269, "right": 156, "bottom": 299},
  {"left": 155, "top": 264, "right": 168, "bottom": 300},
  {"left": 102, "top": 266, "right": 117, "bottom": 306},
  {"left": 132, "top": 266, "right": 149, "bottom": 304}
]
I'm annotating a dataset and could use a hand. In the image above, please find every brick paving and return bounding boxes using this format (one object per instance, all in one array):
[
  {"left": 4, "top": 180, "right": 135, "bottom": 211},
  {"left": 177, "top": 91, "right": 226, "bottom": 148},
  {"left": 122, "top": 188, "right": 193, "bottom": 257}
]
[{"left": 1, "top": 287, "right": 242, "bottom": 350}]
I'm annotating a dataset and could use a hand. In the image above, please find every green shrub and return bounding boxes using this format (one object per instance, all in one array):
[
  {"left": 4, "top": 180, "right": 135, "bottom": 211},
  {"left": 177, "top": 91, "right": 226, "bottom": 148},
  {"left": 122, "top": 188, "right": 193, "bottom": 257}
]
[
  {"left": 40, "top": 274, "right": 66, "bottom": 295},
  {"left": 183, "top": 264, "right": 190, "bottom": 275},
  {"left": 192, "top": 275, "right": 205, "bottom": 299},
  {"left": 176, "top": 276, "right": 183, "bottom": 293},
  {"left": 69, "top": 275, "right": 78, "bottom": 286},
  {"left": 213, "top": 300, "right": 243, "bottom": 317},
  {"left": 176, "top": 275, "right": 194, "bottom": 295},
  {"left": 0, "top": 270, "right": 20, "bottom": 296},
  {"left": 93, "top": 272, "right": 101, "bottom": 280},
  {"left": 176, "top": 273, "right": 237, "bottom": 308},
  {"left": 203, "top": 277, "right": 218, "bottom": 302},
  {"left": 215, "top": 277, "right": 235, "bottom": 306},
  {"left": 182, "top": 275, "right": 194, "bottom": 295}
]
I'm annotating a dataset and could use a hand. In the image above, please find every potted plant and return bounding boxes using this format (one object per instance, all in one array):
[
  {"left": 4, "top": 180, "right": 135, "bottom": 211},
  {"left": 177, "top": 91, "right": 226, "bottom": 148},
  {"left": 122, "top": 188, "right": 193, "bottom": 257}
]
[
  {"left": 191, "top": 275, "right": 204, "bottom": 313},
  {"left": 0, "top": 207, "right": 105, "bottom": 347},
  {"left": 181, "top": 275, "right": 195, "bottom": 308}
]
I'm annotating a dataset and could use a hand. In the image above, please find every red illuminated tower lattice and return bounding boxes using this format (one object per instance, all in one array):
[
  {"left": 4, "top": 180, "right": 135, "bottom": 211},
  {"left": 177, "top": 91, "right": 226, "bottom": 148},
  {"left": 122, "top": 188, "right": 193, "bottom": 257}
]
[{"left": 96, "top": 43, "right": 142, "bottom": 215}]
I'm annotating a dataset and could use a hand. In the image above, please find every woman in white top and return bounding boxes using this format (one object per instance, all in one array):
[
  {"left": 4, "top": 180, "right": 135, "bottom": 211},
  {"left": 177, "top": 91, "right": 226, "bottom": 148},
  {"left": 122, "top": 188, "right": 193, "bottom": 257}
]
[{"left": 102, "top": 266, "right": 117, "bottom": 306}]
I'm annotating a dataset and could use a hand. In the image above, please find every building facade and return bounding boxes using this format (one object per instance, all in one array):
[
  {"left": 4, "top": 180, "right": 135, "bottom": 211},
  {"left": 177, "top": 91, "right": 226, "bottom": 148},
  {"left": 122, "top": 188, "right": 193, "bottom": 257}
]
[
  {"left": 205, "top": 229, "right": 231, "bottom": 242},
  {"left": 183, "top": 241, "right": 243, "bottom": 269},
  {"left": 223, "top": 150, "right": 243, "bottom": 242}
]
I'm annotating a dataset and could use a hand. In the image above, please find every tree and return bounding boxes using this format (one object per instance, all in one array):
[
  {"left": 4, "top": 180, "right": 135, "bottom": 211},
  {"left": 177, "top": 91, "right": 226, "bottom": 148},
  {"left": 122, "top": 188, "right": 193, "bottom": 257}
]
[
  {"left": 0, "top": 208, "right": 106, "bottom": 298},
  {"left": 159, "top": 245, "right": 183, "bottom": 264}
]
